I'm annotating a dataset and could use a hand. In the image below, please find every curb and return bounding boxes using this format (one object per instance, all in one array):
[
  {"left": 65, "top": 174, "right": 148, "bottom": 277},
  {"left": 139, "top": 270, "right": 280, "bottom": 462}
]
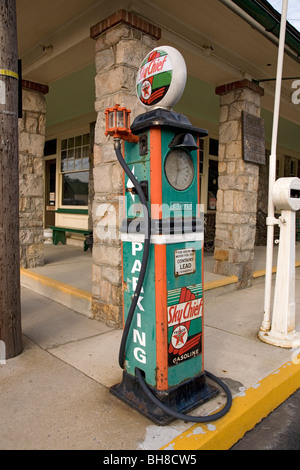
[
  {"left": 204, "top": 275, "right": 238, "bottom": 289},
  {"left": 161, "top": 360, "right": 300, "bottom": 450},
  {"left": 20, "top": 262, "right": 300, "bottom": 307},
  {"left": 20, "top": 268, "right": 92, "bottom": 317}
]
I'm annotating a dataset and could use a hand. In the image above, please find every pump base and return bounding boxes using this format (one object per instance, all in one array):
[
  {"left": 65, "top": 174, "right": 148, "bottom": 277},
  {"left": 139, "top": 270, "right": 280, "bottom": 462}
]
[
  {"left": 110, "top": 370, "right": 219, "bottom": 425},
  {"left": 258, "top": 329, "right": 300, "bottom": 348}
]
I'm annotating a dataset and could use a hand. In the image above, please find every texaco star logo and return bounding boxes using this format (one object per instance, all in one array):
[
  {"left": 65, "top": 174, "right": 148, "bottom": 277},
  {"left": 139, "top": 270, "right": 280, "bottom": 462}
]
[
  {"left": 141, "top": 80, "right": 152, "bottom": 100},
  {"left": 171, "top": 325, "right": 188, "bottom": 349}
]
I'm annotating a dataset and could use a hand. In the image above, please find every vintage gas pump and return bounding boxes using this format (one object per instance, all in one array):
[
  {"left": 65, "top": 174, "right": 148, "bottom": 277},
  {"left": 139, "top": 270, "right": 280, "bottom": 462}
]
[{"left": 105, "top": 46, "right": 232, "bottom": 425}]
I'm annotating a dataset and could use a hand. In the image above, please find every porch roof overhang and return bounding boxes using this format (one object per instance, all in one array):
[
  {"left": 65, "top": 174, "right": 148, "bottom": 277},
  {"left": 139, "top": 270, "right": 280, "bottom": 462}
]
[
  {"left": 232, "top": 0, "right": 300, "bottom": 60},
  {"left": 16, "top": 0, "right": 300, "bottom": 127}
]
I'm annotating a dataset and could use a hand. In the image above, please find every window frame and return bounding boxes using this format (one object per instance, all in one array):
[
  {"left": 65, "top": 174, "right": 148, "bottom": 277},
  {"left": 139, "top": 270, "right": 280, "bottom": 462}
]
[{"left": 58, "top": 130, "right": 90, "bottom": 210}]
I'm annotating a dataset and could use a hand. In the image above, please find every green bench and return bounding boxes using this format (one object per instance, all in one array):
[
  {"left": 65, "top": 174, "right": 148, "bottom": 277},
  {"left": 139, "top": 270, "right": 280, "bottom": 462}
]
[{"left": 49, "top": 226, "right": 93, "bottom": 251}]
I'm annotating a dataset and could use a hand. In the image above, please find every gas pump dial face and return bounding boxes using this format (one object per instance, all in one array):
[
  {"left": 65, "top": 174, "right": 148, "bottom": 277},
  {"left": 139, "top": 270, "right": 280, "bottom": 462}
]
[{"left": 165, "top": 149, "right": 194, "bottom": 191}]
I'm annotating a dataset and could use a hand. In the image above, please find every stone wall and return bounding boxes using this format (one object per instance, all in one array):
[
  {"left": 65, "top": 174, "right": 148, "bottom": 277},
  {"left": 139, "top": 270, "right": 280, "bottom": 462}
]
[
  {"left": 19, "top": 86, "right": 47, "bottom": 268},
  {"left": 214, "top": 80, "right": 264, "bottom": 287},
  {"left": 90, "top": 11, "right": 160, "bottom": 326},
  {"left": 255, "top": 153, "right": 269, "bottom": 245}
]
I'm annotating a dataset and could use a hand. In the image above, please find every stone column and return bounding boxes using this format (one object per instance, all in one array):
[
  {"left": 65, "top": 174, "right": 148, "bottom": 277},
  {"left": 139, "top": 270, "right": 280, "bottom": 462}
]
[
  {"left": 19, "top": 81, "right": 48, "bottom": 268},
  {"left": 214, "top": 79, "right": 264, "bottom": 287},
  {"left": 90, "top": 10, "right": 160, "bottom": 326}
]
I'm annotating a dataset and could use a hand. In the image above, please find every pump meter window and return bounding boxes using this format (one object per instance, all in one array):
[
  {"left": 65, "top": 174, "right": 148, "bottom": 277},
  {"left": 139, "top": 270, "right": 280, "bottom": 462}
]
[{"left": 165, "top": 149, "right": 194, "bottom": 191}]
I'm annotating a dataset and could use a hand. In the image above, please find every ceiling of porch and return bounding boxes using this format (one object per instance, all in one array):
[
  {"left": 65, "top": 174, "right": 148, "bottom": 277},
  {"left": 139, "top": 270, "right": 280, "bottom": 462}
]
[{"left": 16, "top": 0, "right": 300, "bottom": 124}]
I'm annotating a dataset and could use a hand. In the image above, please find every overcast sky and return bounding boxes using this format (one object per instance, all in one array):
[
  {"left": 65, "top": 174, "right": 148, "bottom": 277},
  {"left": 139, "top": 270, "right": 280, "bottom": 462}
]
[{"left": 268, "top": 0, "right": 300, "bottom": 31}]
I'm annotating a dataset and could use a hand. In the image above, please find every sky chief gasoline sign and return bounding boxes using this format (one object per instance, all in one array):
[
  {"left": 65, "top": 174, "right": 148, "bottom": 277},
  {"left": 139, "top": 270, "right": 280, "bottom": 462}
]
[
  {"left": 137, "top": 49, "right": 172, "bottom": 107},
  {"left": 136, "top": 46, "right": 187, "bottom": 109}
]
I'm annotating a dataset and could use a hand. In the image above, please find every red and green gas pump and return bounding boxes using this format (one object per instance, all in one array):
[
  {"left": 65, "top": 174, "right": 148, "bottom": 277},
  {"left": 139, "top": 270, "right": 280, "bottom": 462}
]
[{"left": 105, "top": 46, "right": 232, "bottom": 425}]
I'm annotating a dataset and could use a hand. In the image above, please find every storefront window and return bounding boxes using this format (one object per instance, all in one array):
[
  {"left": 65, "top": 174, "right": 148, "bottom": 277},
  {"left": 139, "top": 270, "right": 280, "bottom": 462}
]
[
  {"left": 209, "top": 138, "right": 219, "bottom": 157},
  {"left": 61, "top": 133, "right": 89, "bottom": 206},
  {"left": 62, "top": 171, "right": 89, "bottom": 206},
  {"left": 290, "top": 159, "right": 297, "bottom": 177}
]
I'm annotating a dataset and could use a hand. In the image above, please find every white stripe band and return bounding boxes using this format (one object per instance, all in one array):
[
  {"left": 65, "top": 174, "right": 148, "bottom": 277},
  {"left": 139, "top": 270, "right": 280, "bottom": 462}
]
[{"left": 121, "top": 232, "right": 204, "bottom": 244}]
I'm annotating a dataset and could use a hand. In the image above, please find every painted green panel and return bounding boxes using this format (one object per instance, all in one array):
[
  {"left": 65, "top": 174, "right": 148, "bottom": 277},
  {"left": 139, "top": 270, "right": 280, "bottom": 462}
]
[
  {"left": 122, "top": 240, "right": 156, "bottom": 386},
  {"left": 125, "top": 138, "right": 150, "bottom": 165},
  {"left": 261, "top": 108, "right": 300, "bottom": 154},
  {"left": 45, "top": 64, "right": 95, "bottom": 127},
  {"left": 161, "top": 129, "right": 199, "bottom": 219},
  {"left": 175, "top": 74, "right": 219, "bottom": 125},
  {"left": 124, "top": 136, "right": 150, "bottom": 221},
  {"left": 174, "top": 74, "right": 300, "bottom": 157},
  {"left": 166, "top": 241, "right": 204, "bottom": 387},
  {"left": 55, "top": 208, "right": 88, "bottom": 214}
]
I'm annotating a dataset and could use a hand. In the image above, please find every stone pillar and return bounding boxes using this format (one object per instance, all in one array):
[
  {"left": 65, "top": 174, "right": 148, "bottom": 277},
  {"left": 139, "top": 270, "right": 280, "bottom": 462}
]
[
  {"left": 19, "top": 81, "right": 48, "bottom": 268},
  {"left": 214, "top": 79, "right": 264, "bottom": 287},
  {"left": 90, "top": 10, "right": 161, "bottom": 326}
]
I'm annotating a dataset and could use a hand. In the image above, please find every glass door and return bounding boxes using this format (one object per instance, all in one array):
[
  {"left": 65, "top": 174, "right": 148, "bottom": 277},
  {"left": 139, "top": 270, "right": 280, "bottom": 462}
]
[{"left": 45, "top": 158, "right": 56, "bottom": 227}]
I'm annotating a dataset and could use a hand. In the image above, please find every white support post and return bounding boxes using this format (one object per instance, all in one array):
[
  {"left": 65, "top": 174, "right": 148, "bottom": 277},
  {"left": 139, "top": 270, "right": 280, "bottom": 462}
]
[
  {"left": 259, "top": 210, "right": 300, "bottom": 347},
  {"left": 259, "top": 0, "right": 289, "bottom": 333}
]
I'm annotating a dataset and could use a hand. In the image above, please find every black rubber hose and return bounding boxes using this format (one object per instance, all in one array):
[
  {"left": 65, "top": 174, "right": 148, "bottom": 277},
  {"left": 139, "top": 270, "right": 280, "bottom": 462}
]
[
  {"left": 114, "top": 139, "right": 151, "bottom": 369},
  {"left": 135, "top": 367, "right": 232, "bottom": 423},
  {"left": 114, "top": 137, "right": 232, "bottom": 422}
]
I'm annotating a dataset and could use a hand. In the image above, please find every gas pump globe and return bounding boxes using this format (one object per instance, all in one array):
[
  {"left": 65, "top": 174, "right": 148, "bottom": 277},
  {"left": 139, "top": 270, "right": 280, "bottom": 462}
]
[{"left": 107, "top": 46, "right": 232, "bottom": 425}]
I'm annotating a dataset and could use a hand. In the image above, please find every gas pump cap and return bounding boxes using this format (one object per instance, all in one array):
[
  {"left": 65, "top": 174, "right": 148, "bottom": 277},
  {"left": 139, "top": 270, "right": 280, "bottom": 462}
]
[
  {"left": 273, "top": 177, "right": 300, "bottom": 211},
  {"left": 136, "top": 46, "right": 187, "bottom": 110}
]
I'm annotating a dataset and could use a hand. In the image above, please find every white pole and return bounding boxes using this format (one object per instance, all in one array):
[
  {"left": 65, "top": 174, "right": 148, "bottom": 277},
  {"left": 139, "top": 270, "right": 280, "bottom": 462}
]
[
  {"left": 260, "top": 0, "right": 289, "bottom": 332},
  {"left": 271, "top": 210, "right": 296, "bottom": 338}
]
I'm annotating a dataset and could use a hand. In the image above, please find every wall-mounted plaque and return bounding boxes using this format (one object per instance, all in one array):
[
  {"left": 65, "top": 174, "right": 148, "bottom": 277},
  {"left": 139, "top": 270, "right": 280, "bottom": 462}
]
[{"left": 242, "top": 111, "right": 265, "bottom": 165}]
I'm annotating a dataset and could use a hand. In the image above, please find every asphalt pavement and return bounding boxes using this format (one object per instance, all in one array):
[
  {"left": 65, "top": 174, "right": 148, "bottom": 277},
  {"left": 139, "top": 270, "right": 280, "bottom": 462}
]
[{"left": 231, "top": 388, "right": 300, "bottom": 450}]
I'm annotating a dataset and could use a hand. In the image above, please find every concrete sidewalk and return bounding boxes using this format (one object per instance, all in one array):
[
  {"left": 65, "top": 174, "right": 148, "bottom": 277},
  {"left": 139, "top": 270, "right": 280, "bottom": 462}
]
[
  {"left": 20, "top": 243, "right": 300, "bottom": 318},
  {"left": 1, "top": 265, "right": 300, "bottom": 449}
]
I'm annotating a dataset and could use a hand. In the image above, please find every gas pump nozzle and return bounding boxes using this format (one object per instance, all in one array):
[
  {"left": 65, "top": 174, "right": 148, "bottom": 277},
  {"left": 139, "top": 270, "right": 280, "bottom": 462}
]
[{"left": 126, "top": 180, "right": 149, "bottom": 201}]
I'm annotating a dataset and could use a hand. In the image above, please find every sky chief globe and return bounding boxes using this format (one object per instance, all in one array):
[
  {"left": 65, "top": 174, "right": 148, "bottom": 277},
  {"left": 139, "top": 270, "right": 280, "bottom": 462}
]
[{"left": 136, "top": 46, "right": 187, "bottom": 109}]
